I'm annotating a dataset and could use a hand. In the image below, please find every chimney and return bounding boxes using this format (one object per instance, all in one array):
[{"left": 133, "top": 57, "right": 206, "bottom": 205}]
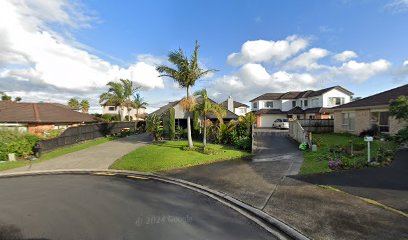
[{"left": 227, "top": 96, "right": 234, "bottom": 112}]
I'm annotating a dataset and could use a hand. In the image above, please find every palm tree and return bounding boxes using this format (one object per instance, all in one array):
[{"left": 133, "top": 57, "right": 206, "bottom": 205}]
[
  {"left": 133, "top": 93, "right": 148, "bottom": 131},
  {"left": 156, "top": 41, "right": 217, "bottom": 147},
  {"left": 146, "top": 114, "right": 162, "bottom": 141},
  {"left": 68, "top": 98, "right": 80, "bottom": 109},
  {"left": 99, "top": 79, "right": 139, "bottom": 121},
  {"left": 80, "top": 100, "right": 90, "bottom": 113},
  {"left": 194, "top": 89, "right": 213, "bottom": 150},
  {"left": 211, "top": 104, "right": 227, "bottom": 125}
]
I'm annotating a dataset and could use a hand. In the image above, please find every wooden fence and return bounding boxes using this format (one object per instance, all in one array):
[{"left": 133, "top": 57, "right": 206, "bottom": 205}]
[
  {"left": 297, "top": 119, "right": 334, "bottom": 133},
  {"left": 37, "top": 122, "right": 139, "bottom": 152}
]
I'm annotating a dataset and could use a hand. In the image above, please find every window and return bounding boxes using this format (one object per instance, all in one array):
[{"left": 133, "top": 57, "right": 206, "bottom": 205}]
[
  {"left": 108, "top": 106, "right": 116, "bottom": 111},
  {"left": 239, "top": 108, "right": 246, "bottom": 114},
  {"left": 253, "top": 102, "right": 258, "bottom": 109},
  {"left": 342, "top": 112, "right": 355, "bottom": 131},
  {"left": 265, "top": 101, "right": 273, "bottom": 108},
  {"left": 304, "top": 100, "right": 308, "bottom": 107},
  {"left": 371, "top": 111, "right": 390, "bottom": 133},
  {"left": 328, "top": 97, "right": 345, "bottom": 106},
  {"left": 292, "top": 101, "right": 296, "bottom": 108}
]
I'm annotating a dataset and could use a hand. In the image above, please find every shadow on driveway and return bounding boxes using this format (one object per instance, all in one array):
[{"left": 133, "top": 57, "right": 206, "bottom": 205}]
[{"left": 293, "top": 149, "right": 408, "bottom": 212}]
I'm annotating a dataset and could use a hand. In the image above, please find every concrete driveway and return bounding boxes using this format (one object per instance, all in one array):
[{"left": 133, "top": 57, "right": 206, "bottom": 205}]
[
  {"left": 0, "top": 174, "right": 274, "bottom": 240},
  {"left": 4, "top": 133, "right": 151, "bottom": 173},
  {"left": 165, "top": 132, "right": 304, "bottom": 209}
]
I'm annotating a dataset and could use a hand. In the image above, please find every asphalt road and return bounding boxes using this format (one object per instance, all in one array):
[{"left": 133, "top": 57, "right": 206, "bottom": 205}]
[{"left": 0, "top": 174, "right": 274, "bottom": 240}]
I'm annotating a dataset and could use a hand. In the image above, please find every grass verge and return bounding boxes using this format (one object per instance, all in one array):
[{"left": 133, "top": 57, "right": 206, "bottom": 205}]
[
  {"left": 110, "top": 140, "right": 252, "bottom": 172},
  {"left": 0, "top": 136, "right": 117, "bottom": 171},
  {"left": 300, "top": 133, "right": 397, "bottom": 175}
]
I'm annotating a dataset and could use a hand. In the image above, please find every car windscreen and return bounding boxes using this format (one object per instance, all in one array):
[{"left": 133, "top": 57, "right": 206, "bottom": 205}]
[{"left": 282, "top": 119, "right": 288, "bottom": 122}]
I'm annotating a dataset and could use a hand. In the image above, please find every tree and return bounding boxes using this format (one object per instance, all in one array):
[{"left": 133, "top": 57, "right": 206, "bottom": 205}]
[
  {"left": 133, "top": 93, "right": 148, "bottom": 131},
  {"left": 156, "top": 41, "right": 217, "bottom": 148},
  {"left": 99, "top": 79, "right": 139, "bottom": 121},
  {"left": 211, "top": 104, "right": 227, "bottom": 125},
  {"left": 194, "top": 89, "right": 214, "bottom": 150},
  {"left": 14, "top": 97, "right": 22, "bottom": 102},
  {"left": 80, "top": 100, "right": 90, "bottom": 113},
  {"left": 169, "top": 108, "right": 175, "bottom": 140},
  {"left": 390, "top": 96, "right": 408, "bottom": 144},
  {"left": 68, "top": 98, "right": 80, "bottom": 109},
  {"left": 0, "top": 92, "right": 12, "bottom": 101},
  {"left": 146, "top": 114, "right": 162, "bottom": 141}
]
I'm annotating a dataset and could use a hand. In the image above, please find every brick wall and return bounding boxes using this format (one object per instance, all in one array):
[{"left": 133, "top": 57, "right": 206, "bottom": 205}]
[
  {"left": 355, "top": 110, "right": 370, "bottom": 134},
  {"left": 28, "top": 124, "right": 55, "bottom": 136}
]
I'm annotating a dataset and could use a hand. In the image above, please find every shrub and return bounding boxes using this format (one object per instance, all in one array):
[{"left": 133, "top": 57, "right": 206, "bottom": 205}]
[
  {"left": 359, "top": 125, "right": 379, "bottom": 137},
  {"left": 328, "top": 159, "right": 342, "bottom": 170},
  {"left": 234, "top": 137, "right": 252, "bottom": 151},
  {"left": 393, "top": 127, "right": 408, "bottom": 145},
  {"left": 0, "top": 130, "right": 39, "bottom": 160},
  {"left": 169, "top": 108, "right": 175, "bottom": 140},
  {"left": 101, "top": 114, "right": 120, "bottom": 121}
]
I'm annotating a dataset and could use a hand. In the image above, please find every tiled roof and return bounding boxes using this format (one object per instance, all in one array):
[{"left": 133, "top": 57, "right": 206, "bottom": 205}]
[
  {"left": 250, "top": 86, "right": 353, "bottom": 102},
  {"left": 255, "top": 109, "right": 286, "bottom": 115},
  {"left": 0, "top": 101, "right": 101, "bottom": 123},
  {"left": 220, "top": 100, "right": 249, "bottom": 108},
  {"left": 333, "top": 84, "right": 408, "bottom": 110}
]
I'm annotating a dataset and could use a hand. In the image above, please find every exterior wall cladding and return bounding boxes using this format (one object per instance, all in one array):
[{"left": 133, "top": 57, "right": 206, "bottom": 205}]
[{"left": 334, "top": 109, "right": 406, "bottom": 136}]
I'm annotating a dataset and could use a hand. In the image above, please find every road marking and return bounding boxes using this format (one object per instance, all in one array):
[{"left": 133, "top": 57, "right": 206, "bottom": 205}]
[
  {"left": 93, "top": 172, "right": 116, "bottom": 176},
  {"left": 127, "top": 175, "right": 149, "bottom": 180},
  {"left": 318, "top": 185, "right": 408, "bottom": 218}
]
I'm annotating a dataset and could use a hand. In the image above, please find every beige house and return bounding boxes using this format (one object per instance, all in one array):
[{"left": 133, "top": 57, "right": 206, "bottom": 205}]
[
  {"left": 332, "top": 84, "right": 408, "bottom": 135},
  {"left": 220, "top": 96, "right": 250, "bottom": 116},
  {"left": 101, "top": 101, "right": 147, "bottom": 121}
]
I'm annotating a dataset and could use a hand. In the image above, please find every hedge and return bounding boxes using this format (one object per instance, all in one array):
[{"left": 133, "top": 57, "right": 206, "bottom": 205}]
[{"left": 0, "top": 130, "right": 39, "bottom": 161}]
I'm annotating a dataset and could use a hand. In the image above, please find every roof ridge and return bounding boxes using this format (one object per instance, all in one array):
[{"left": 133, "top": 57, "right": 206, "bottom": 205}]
[{"left": 33, "top": 103, "right": 40, "bottom": 122}]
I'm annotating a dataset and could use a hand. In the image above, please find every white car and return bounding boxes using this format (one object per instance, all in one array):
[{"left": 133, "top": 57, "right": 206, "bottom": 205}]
[{"left": 272, "top": 118, "right": 289, "bottom": 129}]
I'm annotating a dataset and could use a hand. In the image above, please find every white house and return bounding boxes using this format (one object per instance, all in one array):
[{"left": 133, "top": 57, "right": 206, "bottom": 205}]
[
  {"left": 101, "top": 101, "right": 147, "bottom": 121},
  {"left": 220, "top": 96, "right": 250, "bottom": 116},
  {"left": 250, "top": 86, "right": 353, "bottom": 128}
]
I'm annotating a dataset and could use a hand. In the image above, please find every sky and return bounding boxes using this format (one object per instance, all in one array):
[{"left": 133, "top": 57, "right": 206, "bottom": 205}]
[{"left": 1, "top": 0, "right": 408, "bottom": 113}]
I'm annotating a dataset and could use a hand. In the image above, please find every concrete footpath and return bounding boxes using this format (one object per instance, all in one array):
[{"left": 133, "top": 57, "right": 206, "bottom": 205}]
[{"left": 4, "top": 133, "right": 151, "bottom": 173}]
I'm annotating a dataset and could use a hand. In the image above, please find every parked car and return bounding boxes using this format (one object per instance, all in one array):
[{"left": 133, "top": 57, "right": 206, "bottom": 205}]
[{"left": 272, "top": 118, "right": 289, "bottom": 129}]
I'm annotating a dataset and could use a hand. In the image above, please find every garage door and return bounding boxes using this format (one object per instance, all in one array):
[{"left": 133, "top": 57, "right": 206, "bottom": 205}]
[{"left": 259, "top": 114, "right": 286, "bottom": 127}]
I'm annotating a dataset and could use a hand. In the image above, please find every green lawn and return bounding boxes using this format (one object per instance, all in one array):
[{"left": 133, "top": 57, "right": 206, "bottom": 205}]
[
  {"left": 110, "top": 141, "right": 252, "bottom": 172},
  {"left": 0, "top": 136, "right": 117, "bottom": 171},
  {"left": 300, "top": 133, "right": 397, "bottom": 175}
]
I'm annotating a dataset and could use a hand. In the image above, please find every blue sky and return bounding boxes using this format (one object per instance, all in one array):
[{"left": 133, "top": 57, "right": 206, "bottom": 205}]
[{"left": 1, "top": 0, "right": 407, "bottom": 112}]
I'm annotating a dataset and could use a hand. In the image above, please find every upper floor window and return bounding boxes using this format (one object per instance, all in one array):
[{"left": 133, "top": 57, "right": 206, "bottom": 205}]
[
  {"left": 265, "top": 101, "right": 273, "bottom": 108},
  {"left": 253, "top": 102, "right": 258, "bottom": 109},
  {"left": 304, "top": 100, "right": 308, "bottom": 107},
  {"left": 292, "top": 101, "right": 296, "bottom": 108},
  {"left": 328, "top": 97, "right": 345, "bottom": 106},
  {"left": 108, "top": 106, "right": 116, "bottom": 111}
]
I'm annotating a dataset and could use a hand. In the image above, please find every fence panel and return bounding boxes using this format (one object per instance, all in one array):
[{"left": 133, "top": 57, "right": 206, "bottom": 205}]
[
  {"left": 297, "top": 119, "right": 334, "bottom": 133},
  {"left": 37, "top": 122, "right": 138, "bottom": 152}
]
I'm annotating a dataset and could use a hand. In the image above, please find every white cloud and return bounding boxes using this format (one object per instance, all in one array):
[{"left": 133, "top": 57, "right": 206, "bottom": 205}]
[
  {"left": 284, "top": 48, "right": 329, "bottom": 70},
  {"left": 334, "top": 59, "right": 391, "bottom": 82},
  {"left": 227, "top": 35, "right": 309, "bottom": 66},
  {"left": 0, "top": 0, "right": 164, "bottom": 100},
  {"left": 333, "top": 50, "right": 358, "bottom": 62},
  {"left": 393, "top": 60, "right": 408, "bottom": 80},
  {"left": 385, "top": 0, "right": 408, "bottom": 13}
]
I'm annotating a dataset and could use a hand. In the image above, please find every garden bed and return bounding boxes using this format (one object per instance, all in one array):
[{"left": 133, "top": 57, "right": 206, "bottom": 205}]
[
  {"left": 110, "top": 141, "right": 252, "bottom": 172},
  {"left": 299, "top": 133, "right": 397, "bottom": 175}
]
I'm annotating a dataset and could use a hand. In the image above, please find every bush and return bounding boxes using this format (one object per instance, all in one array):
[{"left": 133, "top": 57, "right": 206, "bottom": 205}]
[
  {"left": 234, "top": 137, "right": 251, "bottom": 151},
  {"left": 393, "top": 127, "right": 408, "bottom": 145},
  {"left": 0, "top": 130, "right": 39, "bottom": 160},
  {"left": 169, "top": 108, "right": 175, "bottom": 140},
  {"left": 359, "top": 125, "right": 379, "bottom": 137}
]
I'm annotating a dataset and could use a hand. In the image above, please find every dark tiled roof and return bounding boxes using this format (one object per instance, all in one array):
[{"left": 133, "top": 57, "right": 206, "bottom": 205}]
[
  {"left": 303, "top": 107, "right": 331, "bottom": 114},
  {"left": 150, "top": 101, "right": 179, "bottom": 116},
  {"left": 255, "top": 109, "right": 286, "bottom": 115},
  {"left": 250, "top": 93, "right": 284, "bottom": 102},
  {"left": 0, "top": 101, "right": 100, "bottom": 123},
  {"left": 287, "top": 106, "right": 304, "bottom": 114},
  {"left": 220, "top": 100, "right": 249, "bottom": 108},
  {"left": 250, "top": 86, "right": 353, "bottom": 102},
  {"left": 333, "top": 84, "right": 408, "bottom": 110}
]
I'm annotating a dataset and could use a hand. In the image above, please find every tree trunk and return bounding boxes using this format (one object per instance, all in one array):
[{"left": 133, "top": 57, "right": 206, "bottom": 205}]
[
  {"left": 186, "top": 87, "right": 193, "bottom": 148},
  {"left": 203, "top": 116, "right": 207, "bottom": 150}
]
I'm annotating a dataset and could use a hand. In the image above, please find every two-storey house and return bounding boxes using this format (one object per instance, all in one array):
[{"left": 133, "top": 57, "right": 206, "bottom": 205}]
[
  {"left": 250, "top": 86, "right": 353, "bottom": 128},
  {"left": 101, "top": 101, "right": 147, "bottom": 121}
]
